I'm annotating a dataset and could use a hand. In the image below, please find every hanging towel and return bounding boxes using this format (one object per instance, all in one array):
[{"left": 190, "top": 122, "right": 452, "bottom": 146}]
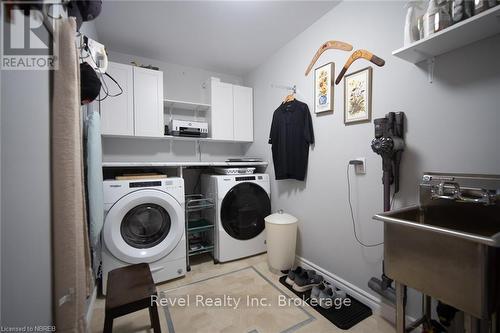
[
  {"left": 86, "top": 109, "right": 104, "bottom": 274},
  {"left": 52, "top": 17, "right": 92, "bottom": 332}
]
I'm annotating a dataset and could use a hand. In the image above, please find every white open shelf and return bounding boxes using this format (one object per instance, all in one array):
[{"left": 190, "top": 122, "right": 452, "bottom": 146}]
[
  {"left": 102, "top": 161, "right": 268, "bottom": 168},
  {"left": 163, "top": 135, "right": 251, "bottom": 143},
  {"left": 393, "top": 5, "right": 500, "bottom": 63},
  {"left": 163, "top": 98, "right": 211, "bottom": 112},
  {"left": 102, "top": 134, "right": 252, "bottom": 143}
]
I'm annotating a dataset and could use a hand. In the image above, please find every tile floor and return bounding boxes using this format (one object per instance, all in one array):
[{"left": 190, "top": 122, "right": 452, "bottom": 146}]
[{"left": 91, "top": 254, "right": 395, "bottom": 333}]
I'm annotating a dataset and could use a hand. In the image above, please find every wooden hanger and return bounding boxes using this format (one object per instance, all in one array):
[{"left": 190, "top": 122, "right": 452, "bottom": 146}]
[
  {"left": 283, "top": 92, "right": 295, "bottom": 104},
  {"left": 335, "top": 49, "right": 385, "bottom": 85},
  {"left": 305, "top": 40, "right": 353, "bottom": 76},
  {"left": 281, "top": 85, "right": 296, "bottom": 104}
]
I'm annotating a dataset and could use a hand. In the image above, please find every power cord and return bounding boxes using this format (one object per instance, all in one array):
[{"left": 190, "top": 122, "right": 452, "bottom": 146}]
[
  {"left": 82, "top": 42, "right": 123, "bottom": 101},
  {"left": 346, "top": 163, "right": 384, "bottom": 247}
]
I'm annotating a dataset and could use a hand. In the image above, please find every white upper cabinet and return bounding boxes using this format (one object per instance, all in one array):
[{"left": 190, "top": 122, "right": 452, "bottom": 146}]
[
  {"left": 210, "top": 79, "right": 234, "bottom": 141},
  {"left": 100, "top": 62, "right": 134, "bottom": 136},
  {"left": 100, "top": 62, "right": 164, "bottom": 138},
  {"left": 133, "top": 67, "right": 164, "bottom": 137},
  {"left": 210, "top": 78, "right": 253, "bottom": 142},
  {"left": 233, "top": 85, "right": 253, "bottom": 142},
  {"left": 100, "top": 67, "right": 251, "bottom": 142}
]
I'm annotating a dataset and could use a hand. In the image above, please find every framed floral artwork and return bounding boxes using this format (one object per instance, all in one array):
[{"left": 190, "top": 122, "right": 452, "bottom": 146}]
[
  {"left": 344, "top": 67, "right": 372, "bottom": 125},
  {"left": 314, "top": 62, "right": 334, "bottom": 114}
]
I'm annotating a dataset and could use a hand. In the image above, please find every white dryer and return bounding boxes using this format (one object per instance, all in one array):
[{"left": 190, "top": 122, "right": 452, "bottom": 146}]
[
  {"left": 202, "top": 174, "right": 271, "bottom": 263},
  {"left": 101, "top": 177, "right": 186, "bottom": 294}
]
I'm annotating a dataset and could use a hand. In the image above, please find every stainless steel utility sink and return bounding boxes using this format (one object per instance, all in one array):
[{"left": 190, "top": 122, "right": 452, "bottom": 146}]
[
  {"left": 375, "top": 204, "right": 500, "bottom": 247},
  {"left": 373, "top": 173, "right": 500, "bottom": 319}
]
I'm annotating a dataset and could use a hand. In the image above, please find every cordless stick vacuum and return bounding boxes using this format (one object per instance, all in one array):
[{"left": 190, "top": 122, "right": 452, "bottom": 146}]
[{"left": 368, "top": 112, "right": 405, "bottom": 303}]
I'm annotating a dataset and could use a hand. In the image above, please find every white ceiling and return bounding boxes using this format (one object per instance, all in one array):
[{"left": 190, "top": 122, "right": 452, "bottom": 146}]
[{"left": 95, "top": 1, "right": 339, "bottom": 76}]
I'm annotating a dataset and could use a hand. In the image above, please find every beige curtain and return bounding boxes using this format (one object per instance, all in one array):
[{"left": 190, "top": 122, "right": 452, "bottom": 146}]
[{"left": 52, "top": 17, "right": 92, "bottom": 332}]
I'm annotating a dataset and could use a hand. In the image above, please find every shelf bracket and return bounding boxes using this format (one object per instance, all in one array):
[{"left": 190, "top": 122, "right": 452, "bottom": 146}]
[
  {"left": 427, "top": 57, "right": 435, "bottom": 84},
  {"left": 197, "top": 140, "right": 202, "bottom": 162}
]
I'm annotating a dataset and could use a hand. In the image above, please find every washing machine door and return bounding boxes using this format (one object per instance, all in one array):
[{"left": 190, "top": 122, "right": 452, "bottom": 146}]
[
  {"left": 103, "top": 189, "right": 184, "bottom": 264},
  {"left": 220, "top": 183, "right": 271, "bottom": 240}
]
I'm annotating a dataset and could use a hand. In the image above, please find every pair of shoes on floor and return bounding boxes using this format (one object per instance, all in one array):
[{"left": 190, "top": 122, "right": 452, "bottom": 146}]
[
  {"left": 311, "top": 281, "right": 347, "bottom": 309},
  {"left": 285, "top": 266, "right": 324, "bottom": 292}
]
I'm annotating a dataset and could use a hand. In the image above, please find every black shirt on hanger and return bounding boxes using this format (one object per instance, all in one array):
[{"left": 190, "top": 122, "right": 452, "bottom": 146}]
[{"left": 268, "top": 99, "right": 314, "bottom": 181}]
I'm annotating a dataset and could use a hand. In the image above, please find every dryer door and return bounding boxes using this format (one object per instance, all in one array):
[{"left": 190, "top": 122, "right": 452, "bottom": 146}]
[
  {"left": 220, "top": 183, "right": 271, "bottom": 240},
  {"left": 103, "top": 189, "right": 184, "bottom": 263}
]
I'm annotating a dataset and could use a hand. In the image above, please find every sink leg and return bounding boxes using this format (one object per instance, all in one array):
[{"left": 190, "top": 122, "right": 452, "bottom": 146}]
[
  {"left": 464, "top": 313, "right": 480, "bottom": 333},
  {"left": 396, "top": 282, "right": 406, "bottom": 333},
  {"left": 423, "top": 294, "right": 432, "bottom": 330},
  {"left": 405, "top": 294, "right": 432, "bottom": 333}
]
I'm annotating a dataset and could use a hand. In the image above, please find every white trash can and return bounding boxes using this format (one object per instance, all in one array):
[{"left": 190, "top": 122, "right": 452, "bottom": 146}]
[{"left": 265, "top": 210, "right": 298, "bottom": 272}]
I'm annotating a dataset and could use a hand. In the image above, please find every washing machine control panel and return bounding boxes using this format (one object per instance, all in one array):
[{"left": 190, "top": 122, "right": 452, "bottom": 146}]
[
  {"left": 129, "top": 181, "right": 162, "bottom": 188},
  {"left": 235, "top": 175, "right": 266, "bottom": 181},
  {"left": 236, "top": 176, "right": 255, "bottom": 181}
]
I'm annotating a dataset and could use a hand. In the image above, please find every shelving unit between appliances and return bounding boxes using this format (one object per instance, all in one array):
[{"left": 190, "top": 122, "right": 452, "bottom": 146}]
[{"left": 185, "top": 194, "right": 217, "bottom": 271}]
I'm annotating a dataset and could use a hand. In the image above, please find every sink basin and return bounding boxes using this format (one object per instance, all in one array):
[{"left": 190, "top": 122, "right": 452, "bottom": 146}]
[
  {"left": 374, "top": 204, "right": 500, "bottom": 247},
  {"left": 374, "top": 204, "right": 500, "bottom": 318}
]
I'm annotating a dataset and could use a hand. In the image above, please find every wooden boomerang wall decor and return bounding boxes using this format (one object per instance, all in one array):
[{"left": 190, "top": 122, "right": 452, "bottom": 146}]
[
  {"left": 335, "top": 49, "right": 385, "bottom": 85},
  {"left": 304, "top": 40, "right": 353, "bottom": 76}
]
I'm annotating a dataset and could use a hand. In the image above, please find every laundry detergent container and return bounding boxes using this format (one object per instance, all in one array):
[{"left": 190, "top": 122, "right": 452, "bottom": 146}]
[{"left": 265, "top": 210, "right": 298, "bottom": 272}]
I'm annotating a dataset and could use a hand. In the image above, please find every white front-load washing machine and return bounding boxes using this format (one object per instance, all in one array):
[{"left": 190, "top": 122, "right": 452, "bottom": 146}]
[
  {"left": 202, "top": 174, "right": 271, "bottom": 263},
  {"left": 101, "top": 177, "right": 186, "bottom": 294}
]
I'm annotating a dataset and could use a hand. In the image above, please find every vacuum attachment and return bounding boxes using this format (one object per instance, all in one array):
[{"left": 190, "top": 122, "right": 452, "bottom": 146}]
[{"left": 368, "top": 277, "right": 396, "bottom": 304}]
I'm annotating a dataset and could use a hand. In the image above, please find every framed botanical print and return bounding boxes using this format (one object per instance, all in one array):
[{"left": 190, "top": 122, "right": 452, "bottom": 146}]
[
  {"left": 314, "top": 62, "right": 334, "bottom": 114},
  {"left": 344, "top": 67, "right": 372, "bottom": 125}
]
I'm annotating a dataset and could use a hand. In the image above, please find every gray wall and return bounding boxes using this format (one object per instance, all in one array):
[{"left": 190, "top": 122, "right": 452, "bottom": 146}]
[
  {"left": 0, "top": 17, "right": 99, "bottom": 327},
  {"left": 244, "top": 1, "right": 500, "bottom": 317},
  {"left": 1, "top": 42, "right": 52, "bottom": 327},
  {"left": 102, "top": 50, "right": 248, "bottom": 162},
  {"left": 80, "top": 16, "right": 100, "bottom": 41}
]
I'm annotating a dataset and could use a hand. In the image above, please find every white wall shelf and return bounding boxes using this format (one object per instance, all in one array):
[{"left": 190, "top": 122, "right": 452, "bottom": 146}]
[
  {"left": 164, "top": 135, "right": 252, "bottom": 143},
  {"left": 393, "top": 5, "right": 500, "bottom": 63},
  {"left": 102, "top": 161, "right": 268, "bottom": 167},
  {"left": 163, "top": 98, "right": 211, "bottom": 112},
  {"left": 102, "top": 134, "right": 252, "bottom": 143}
]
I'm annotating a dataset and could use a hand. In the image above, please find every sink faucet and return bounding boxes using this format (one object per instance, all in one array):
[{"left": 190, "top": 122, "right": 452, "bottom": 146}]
[{"left": 431, "top": 181, "right": 497, "bottom": 206}]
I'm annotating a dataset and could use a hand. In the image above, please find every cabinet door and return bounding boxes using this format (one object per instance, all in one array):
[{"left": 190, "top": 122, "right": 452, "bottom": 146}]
[
  {"left": 133, "top": 67, "right": 164, "bottom": 137},
  {"left": 100, "top": 62, "right": 134, "bottom": 136},
  {"left": 233, "top": 85, "right": 253, "bottom": 142},
  {"left": 211, "top": 79, "right": 234, "bottom": 140}
]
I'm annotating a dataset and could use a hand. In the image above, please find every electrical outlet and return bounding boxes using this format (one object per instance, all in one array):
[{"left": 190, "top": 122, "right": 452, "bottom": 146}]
[{"left": 354, "top": 158, "right": 366, "bottom": 174}]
